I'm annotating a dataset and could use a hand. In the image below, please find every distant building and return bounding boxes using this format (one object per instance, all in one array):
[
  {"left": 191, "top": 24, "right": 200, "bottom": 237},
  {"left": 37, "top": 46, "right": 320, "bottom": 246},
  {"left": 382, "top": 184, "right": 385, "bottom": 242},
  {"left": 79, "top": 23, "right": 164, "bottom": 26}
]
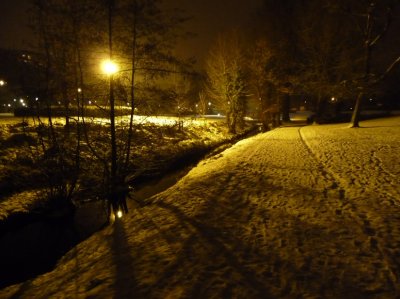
[{"left": 0, "top": 48, "right": 41, "bottom": 112}]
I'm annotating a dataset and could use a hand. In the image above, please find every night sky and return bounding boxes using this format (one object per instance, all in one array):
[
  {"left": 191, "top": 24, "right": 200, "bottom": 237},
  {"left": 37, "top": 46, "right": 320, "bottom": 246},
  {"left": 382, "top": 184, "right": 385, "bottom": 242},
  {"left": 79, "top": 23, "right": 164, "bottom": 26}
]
[
  {"left": 0, "top": 0, "right": 32, "bottom": 50},
  {"left": 172, "top": 0, "right": 262, "bottom": 62},
  {"left": 0, "top": 0, "right": 262, "bottom": 63}
]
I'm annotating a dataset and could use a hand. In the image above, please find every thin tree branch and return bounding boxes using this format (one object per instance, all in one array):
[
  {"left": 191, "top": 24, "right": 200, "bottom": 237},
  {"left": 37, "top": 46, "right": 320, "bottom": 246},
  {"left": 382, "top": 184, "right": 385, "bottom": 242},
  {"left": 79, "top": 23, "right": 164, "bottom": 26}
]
[
  {"left": 370, "top": 6, "right": 393, "bottom": 47},
  {"left": 378, "top": 55, "right": 400, "bottom": 82}
]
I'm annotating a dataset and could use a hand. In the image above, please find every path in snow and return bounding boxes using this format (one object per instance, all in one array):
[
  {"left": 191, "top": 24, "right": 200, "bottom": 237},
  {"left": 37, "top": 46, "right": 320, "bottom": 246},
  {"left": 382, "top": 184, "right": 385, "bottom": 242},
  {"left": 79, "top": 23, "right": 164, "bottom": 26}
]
[{"left": 1, "top": 118, "right": 400, "bottom": 298}]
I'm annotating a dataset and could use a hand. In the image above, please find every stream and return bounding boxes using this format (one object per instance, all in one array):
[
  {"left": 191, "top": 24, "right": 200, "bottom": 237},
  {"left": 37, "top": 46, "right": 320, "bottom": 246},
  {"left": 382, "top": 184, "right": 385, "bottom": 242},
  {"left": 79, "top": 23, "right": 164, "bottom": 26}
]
[
  {"left": 0, "top": 164, "right": 197, "bottom": 289},
  {"left": 0, "top": 137, "right": 244, "bottom": 289},
  {"left": 0, "top": 124, "right": 260, "bottom": 289}
]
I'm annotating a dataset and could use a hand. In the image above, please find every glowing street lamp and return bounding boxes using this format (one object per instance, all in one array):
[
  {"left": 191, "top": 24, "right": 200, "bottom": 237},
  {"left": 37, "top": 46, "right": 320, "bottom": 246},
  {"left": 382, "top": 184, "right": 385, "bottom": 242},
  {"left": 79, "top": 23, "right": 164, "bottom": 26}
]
[
  {"left": 101, "top": 58, "right": 119, "bottom": 215},
  {"left": 101, "top": 59, "right": 118, "bottom": 75},
  {"left": 0, "top": 80, "right": 5, "bottom": 86}
]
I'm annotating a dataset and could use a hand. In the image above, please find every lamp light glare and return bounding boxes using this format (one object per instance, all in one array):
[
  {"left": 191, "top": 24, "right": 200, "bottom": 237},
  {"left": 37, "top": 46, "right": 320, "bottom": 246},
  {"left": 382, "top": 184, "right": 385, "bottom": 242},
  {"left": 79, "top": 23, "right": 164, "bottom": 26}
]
[{"left": 101, "top": 60, "right": 118, "bottom": 75}]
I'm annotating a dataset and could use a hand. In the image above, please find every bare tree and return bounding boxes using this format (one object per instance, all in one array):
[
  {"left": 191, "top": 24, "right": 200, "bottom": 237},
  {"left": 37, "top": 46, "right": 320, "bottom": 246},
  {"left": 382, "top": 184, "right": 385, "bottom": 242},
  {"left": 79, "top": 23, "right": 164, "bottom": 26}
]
[
  {"left": 102, "top": 0, "right": 191, "bottom": 219},
  {"left": 197, "top": 90, "right": 208, "bottom": 116},
  {"left": 347, "top": 1, "right": 400, "bottom": 127},
  {"left": 247, "top": 39, "right": 280, "bottom": 130},
  {"left": 28, "top": 0, "right": 88, "bottom": 218},
  {"left": 296, "top": 1, "right": 354, "bottom": 123},
  {"left": 205, "top": 32, "right": 247, "bottom": 134},
  {"left": 28, "top": 0, "right": 191, "bottom": 223},
  {"left": 256, "top": 0, "right": 308, "bottom": 122},
  {"left": 169, "top": 72, "right": 194, "bottom": 119}
]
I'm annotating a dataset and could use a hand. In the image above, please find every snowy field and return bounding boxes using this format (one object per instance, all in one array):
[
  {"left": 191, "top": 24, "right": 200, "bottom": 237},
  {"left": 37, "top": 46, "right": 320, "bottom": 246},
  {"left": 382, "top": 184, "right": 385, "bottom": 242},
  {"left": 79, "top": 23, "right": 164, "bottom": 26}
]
[
  {"left": 1, "top": 116, "right": 399, "bottom": 298},
  {"left": 0, "top": 113, "right": 220, "bottom": 127}
]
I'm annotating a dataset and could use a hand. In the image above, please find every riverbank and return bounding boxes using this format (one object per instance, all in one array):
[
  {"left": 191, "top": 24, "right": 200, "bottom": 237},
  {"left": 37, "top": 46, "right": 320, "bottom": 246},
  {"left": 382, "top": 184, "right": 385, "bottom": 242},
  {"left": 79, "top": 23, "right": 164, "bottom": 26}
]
[{"left": 0, "top": 116, "right": 257, "bottom": 288}]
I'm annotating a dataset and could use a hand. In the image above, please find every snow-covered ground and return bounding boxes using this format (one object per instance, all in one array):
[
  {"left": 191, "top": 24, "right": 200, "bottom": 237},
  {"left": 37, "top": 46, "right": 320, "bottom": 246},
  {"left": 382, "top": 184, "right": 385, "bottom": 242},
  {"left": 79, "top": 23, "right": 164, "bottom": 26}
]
[
  {"left": 1, "top": 116, "right": 399, "bottom": 298},
  {"left": 0, "top": 114, "right": 221, "bottom": 127},
  {"left": 0, "top": 191, "right": 40, "bottom": 221}
]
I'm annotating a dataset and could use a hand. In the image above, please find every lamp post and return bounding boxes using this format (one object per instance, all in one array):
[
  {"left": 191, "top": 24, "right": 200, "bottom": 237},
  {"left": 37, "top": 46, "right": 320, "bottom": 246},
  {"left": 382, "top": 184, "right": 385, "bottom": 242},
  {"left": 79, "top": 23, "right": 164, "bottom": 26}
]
[
  {"left": 101, "top": 58, "right": 119, "bottom": 217},
  {"left": 103, "top": 0, "right": 128, "bottom": 220}
]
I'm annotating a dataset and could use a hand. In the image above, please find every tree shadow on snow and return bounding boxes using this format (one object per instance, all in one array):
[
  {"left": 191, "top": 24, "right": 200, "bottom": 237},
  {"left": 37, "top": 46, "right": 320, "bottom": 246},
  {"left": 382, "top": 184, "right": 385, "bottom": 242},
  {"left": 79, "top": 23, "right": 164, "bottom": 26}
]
[
  {"left": 110, "top": 218, "right": 139, "bottom": 298},
  {"left": 153, "top": 200, "right": 274, "bottom": 298},
  {"left": 150, "top": 190, "right": 389, "bottom": 298}
]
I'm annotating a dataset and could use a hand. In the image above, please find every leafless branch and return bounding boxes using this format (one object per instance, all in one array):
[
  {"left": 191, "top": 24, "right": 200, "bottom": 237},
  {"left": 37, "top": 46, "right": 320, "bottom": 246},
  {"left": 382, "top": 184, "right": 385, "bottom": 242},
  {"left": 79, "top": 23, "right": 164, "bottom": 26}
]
[
  {"left": 379, "top": 55, "right": 400, "bottom": 82},
  {"left": 370, "top": 6, "right": 393, "bottom": 47}
]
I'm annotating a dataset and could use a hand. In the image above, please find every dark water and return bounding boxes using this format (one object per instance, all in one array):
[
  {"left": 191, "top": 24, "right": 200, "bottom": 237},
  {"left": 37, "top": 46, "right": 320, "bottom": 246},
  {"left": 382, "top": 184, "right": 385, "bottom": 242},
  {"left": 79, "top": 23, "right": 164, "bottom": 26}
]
[
  {"left": 0, "top": 217, "right": 79, "bottom": 288},
  {"left": 0, "top": 128, "right": 259, "bottom": 289},
  {"left": 0, "top": 152, "right": 209, "bottom": 289}
]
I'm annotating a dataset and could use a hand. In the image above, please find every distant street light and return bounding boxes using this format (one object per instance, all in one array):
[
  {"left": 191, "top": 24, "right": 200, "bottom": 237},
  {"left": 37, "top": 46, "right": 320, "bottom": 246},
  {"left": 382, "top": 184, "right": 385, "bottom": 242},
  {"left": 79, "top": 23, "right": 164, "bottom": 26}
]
[
  {"left": 0, "top": 80, "right": 5, "bottom": 86},
  {"left": 207, "top": 102, "right": 212, "bottom": 114}
]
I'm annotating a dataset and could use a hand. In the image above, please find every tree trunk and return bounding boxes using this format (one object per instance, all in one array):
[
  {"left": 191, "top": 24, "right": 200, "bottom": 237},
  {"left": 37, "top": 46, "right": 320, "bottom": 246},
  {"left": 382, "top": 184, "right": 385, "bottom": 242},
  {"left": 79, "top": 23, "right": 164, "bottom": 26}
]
[
  {"left": 350, "top": 4, "right": 373, "bottom": 128},
  {"left": 281, "top": 93, "right": 290, "bottom": 122},
  {"left": 350, "top": 92, "right": 363, "bottom": 128},
  {"left": 313, "top": 92, "right": 322, "bottom": 124},
  {"left": 124, "top": 0, "right": 138, "bottom": 172}
]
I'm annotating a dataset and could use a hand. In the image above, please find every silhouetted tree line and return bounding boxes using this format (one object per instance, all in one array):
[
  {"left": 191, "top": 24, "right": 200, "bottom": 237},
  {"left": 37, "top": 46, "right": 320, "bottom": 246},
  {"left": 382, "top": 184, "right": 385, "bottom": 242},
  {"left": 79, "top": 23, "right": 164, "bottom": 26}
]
[{"left": 203, "top": 0, "right": 400, "bottom": 131}]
